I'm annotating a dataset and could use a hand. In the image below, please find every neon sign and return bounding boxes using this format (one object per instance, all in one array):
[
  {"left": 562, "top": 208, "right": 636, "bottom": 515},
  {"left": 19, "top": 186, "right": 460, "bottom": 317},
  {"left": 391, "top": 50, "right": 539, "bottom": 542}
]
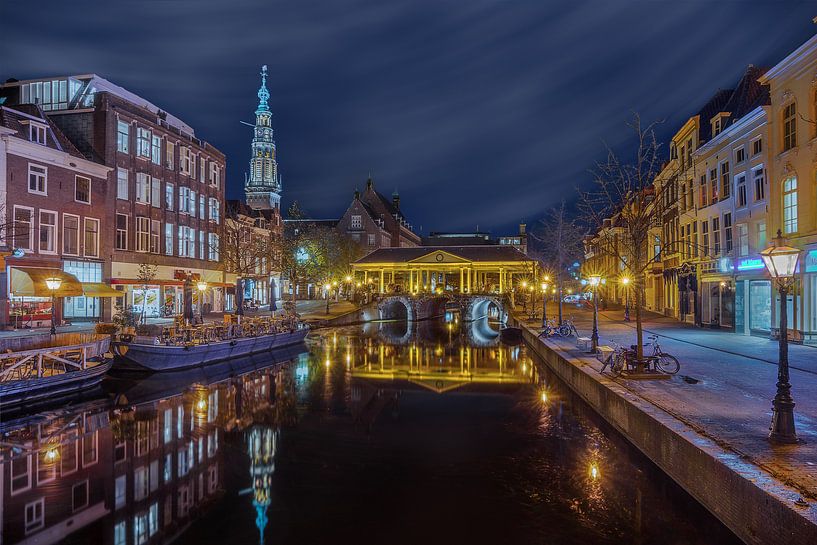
[{"left": 737, "top": 258, "right": 765, "bottom": 271}]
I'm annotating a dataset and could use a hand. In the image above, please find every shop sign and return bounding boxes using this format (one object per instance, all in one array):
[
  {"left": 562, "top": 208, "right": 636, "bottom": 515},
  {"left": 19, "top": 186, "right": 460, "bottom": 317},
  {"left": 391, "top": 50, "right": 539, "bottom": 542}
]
[
  {"left": 737, "top": 257, "right": 765, "bottom": 271},
  {"left": 805, "top": 250, "right": 817, "bottom": 273},
  {"left": 718, "top": 257, "right": 733, "bottom": 273}
]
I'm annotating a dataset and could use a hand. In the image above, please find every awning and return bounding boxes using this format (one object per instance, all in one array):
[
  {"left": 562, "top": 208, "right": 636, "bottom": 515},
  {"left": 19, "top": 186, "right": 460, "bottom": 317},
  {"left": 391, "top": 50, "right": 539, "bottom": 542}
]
[
  {"left": 81, "top": 283, "right": 122, "bottom": 298},
  {"left": 10, "top": 268, "right": 83, "bottom": 297}
]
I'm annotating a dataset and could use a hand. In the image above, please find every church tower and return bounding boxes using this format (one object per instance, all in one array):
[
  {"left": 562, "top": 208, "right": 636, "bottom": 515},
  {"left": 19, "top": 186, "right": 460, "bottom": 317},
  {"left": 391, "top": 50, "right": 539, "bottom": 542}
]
[{"left": 245, "top": 65, "right": 282, "bottom": 210}]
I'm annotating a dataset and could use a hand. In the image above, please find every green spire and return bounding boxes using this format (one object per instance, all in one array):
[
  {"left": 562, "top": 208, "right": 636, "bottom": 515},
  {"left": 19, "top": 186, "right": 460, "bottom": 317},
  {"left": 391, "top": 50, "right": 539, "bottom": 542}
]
[{"left": 256, "top": 65, "right": 270, "bottom": 114}]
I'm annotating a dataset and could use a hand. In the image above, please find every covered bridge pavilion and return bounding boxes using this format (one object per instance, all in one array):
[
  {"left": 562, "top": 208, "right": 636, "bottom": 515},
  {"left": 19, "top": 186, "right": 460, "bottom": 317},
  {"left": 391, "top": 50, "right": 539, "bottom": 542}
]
[{"left": 351, "top": 246, "right": 539, "bottom": 295}]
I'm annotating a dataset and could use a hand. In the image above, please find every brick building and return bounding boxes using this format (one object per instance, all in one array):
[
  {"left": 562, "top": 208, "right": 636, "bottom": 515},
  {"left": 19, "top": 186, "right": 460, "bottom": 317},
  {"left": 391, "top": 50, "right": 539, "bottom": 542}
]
[
  {"left": 0, "top": 75, "right": 228, "bottom": 319},
  {"left": 0, "top": 104, "right": 112, "bottom": 327}
]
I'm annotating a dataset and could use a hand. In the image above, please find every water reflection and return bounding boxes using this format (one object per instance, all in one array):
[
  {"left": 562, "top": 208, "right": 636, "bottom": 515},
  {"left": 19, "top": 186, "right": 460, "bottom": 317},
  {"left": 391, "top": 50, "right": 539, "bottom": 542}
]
[{"left": 0, "top": 318, "right": 741, "bottom": 545}]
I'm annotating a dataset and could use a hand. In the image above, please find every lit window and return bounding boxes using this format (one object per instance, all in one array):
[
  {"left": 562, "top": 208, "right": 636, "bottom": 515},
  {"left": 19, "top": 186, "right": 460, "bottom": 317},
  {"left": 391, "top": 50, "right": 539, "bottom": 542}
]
[
  {"left": 75, "top": 175, "right": 91, "bottom": 204},
  {"left": 24, "top": 498, "right": 44, "bottom": 534},
  {"left": 117, "top": 121, "right": 130, "bottom": 153},
  {"left": 28, "top": 164, "right": 47, "bottom": 194},
  {"left": 151, "top": 178, "right": 161, "bottom": 208},
  {"left": 63, "top": 214, "right": 80, "bottom": 255},
  {"left": 114, "top": 521, "right": 126, "bottom": 545},
  {"left": 117, "top": 168, "right": 129, "bottom": 200},
  {"left": 13, "top": 206, "right": 34, "bottom": 251},
  {"left": 29, "top": 123, "right": 47, "bottom": 145},
  {"left": 165, "top": 141, "right": 174, "bottom": 169},
  {"left": 39, "top": 210, "right": 57, "bottom": 254},
  {"left": 136, "top": 217, "right": 150, "bottom": 252},
  {"left": 151, "top": 220, "right": 161, "bottom": 254},
  {"left": 165, "top": 223, "right": 174, "bottom": 256},
  {"left": 137, "top": 127, "right": 151, "bottom": 158},
  {"left": 783, "top": 176, "right": 798, "bottom": 233},
  {"left": 151, "top": 135, "right": 162, "bottom": 164},
  {"left": 136, "top": 173, "right": 150, "bottom": 204},
  {"left": 165, "top": 183, "right": 175, "bottom": 210}
]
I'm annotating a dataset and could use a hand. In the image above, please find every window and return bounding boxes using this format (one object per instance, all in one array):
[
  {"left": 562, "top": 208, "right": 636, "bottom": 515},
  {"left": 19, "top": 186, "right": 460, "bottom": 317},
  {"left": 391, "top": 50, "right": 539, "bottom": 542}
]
[
  {"left": 84, "top": 218, "right": 100, "bottom": 258},
  {"left": 178, "top": 226, "right": 196, "bottom": 257},
  {"left": 165, "top": 183, "right": 174, "bottom": 210},
  {"left": 180, "top": 146, "right": 192, "bottom": 175},
  {"left": 75, "top": 175, "right": 91, "bottom": 204},
  {"left": 209, "top": 162, "right": 220, "bottom": 187},
  {"left": 199, "top": 230, "right": 205, "bottom": 259},
  {"left": 736, "top": 174, "right": 747, "bottom": 207},
  {"left": 199, "top": 194, "right": 205, "bottom": 218},
  {"left": 39, "top": 210, "right": 57, "bottom": 254},
  {"left": 136, "top": 173, "right": 150, "bottom": 203},
  {"left": 720, "top": 161, "right": 730, "bottom": 199},
  {"left": 164, "top": 453, "right": 173, "bottom": 482},
  {"left": 115, "top": 521, "right": 127, "bottom": 545},
  {"left": 164, "top": 142, "right": 175, "bottom": 171},
  {"left": 151, "top": 135, "right": 162, "bottom": 164},
  {"left": 735, "top": 147, "right": 745, "bottom": 164},
  {"left": 116, "top": 214, "right": 128, "bottom": 250},
  {"left": 686, "top": 137, "right": 693, "bottom": 167},
  {"left": 82, "top": 431, "right": 98, "bottom": 466},
  {"left": 189, "top": 189, "right": 197, "bottom": 218},
  {"left": 199, "top": 156, "right": 206, "bottom": 183},
  {"left": 351, "top": 215, "right": 362, "bottom": 229},
  {"left": 753, "top": 167, "right": 765, "bottom": 201},
  {"left": 738, "top": 224, "right": 749, "bottom": 256},
  {"left": 702, "top": 221, "right": 709, "bottom": 256},
  {"left": 163, "top": 408, "right": 173, "bottom": 443},
  {"left": 208, "top": 198, "right": 220, "bottom": 223},
  {"left": 28, "top": 164, "right": 47, "bottom": 194},
  {"left": 134, "top": 466, "right": 149, "bottom": 501},
  {"left": 208, "top": 233, "right": 219, "bottom": 261},
  {"left": 37, "top": 449, "right": 57, "bottom": 484},
  {"left": 698, "top": 175, "right": 707, "bottom": 208},
  {"left": 137, "top": 127, "right": 151, "bottom": 158},
  {"left": 368, "top": 233, "right": 376, "bottom": 246},
  {"left": 29, "top": 123, "right": 47, "bottom": 144},
  {"left": 713, "top": 216, "right": 720, "bottom": 255},
  {"left": 752, "top": 137, "right": 762, "bottom": 156},
  {"left": 709, "top": 168, "right": 718, "bottom": 203},
  {"left": 757, "top": 221, "right": 767, "bottom": 249},
  {"left": 149, "top": 219, "right": 160, "bottom": 254},
  {"left": 136, "top": 217, "right": 150, "bottom": 252},
  {"left": 63, "top": 214, "right": 79, "bottom": 255},
  {"left": 151, "top": 178, "right": 161, "bottom": 207},
  {"left": 179, "top": 186, "right": 196, "bottom": 215},
  {"left": 165, "top": 223, "right": 174, "bottom": 255},
  {"left": 724, "top": 212, "right": 732, "bottom": 254},
  {"left": 117, "top": 168, "right": 129, "bottom": 200},
  {"left": 72, "top": 480, "right": 89, "bottom": 512},
  {"left": 13, "top": 206, "right": 34, "bottom": 251},
  {"left": 783, "top": 102, "right": 797, "bottom": 151},
  {"left": 713, "top": 117, "right": 722, "bottom": 137},
  {"left": 117, "top": 121, "right": 130, "bottom": 153},
  {"left": 24, "top": 498, "right": 44, "bottom": 534},
  {"left": 783, "top": 176, "right": 798, "bottom": 234}
]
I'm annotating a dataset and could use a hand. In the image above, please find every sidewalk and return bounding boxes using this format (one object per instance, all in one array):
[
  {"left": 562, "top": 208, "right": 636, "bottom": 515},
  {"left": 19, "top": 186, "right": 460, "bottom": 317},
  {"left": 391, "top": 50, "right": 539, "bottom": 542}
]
[{"left": 526, "top": 303, "right": 817, "bottom": 500}]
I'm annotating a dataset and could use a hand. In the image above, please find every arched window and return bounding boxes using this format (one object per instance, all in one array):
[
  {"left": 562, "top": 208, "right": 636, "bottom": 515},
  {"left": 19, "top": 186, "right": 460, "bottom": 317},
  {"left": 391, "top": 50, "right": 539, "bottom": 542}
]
[{"left": 782, "top": 176, "right": 798, "bottom": 234}]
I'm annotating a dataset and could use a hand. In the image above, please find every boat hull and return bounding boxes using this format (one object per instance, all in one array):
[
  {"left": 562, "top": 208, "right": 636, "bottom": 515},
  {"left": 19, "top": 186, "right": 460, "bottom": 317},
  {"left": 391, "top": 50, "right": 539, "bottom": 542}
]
[
  {"left": 0, "top": 360, "right": 112, "bottom": 410},
  {"left": 112, "top": 327, "right": 309, "bottom": 372}
]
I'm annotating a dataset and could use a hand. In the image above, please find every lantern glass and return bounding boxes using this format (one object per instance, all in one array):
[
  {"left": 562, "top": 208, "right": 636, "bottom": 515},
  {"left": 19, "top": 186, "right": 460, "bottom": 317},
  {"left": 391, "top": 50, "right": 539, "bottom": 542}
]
[
  {"left": 760, "top": 244, "right": 801, "bottom": 279},
  {"left": 197, "top": 281, "right": 207, "bottom": 292},
  {"left": 45, "top": 277, "right": 62, "bottom": 291},
  {"left": 588, "top": 275, "right": 601, "bottom": 287}
]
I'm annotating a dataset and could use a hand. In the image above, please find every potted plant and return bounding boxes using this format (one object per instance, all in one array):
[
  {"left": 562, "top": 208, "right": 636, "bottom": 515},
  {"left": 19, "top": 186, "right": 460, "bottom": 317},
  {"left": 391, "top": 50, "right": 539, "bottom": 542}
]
[{"left": 113, "top": 305, "right": 138, "bottom": 342}]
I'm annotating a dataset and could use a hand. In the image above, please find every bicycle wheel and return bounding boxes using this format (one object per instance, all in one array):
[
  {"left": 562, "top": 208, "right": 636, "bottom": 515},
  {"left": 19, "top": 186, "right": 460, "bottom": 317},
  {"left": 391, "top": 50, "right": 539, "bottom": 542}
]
[
  {"left": 558, "top": 324, "right": 571, "bottom": 337},
  {"left": 611, "top": 353, "right": 626, "bottom": 377},
  {"left": 656, "top": 354, "right": 680, "bottom": 375}
]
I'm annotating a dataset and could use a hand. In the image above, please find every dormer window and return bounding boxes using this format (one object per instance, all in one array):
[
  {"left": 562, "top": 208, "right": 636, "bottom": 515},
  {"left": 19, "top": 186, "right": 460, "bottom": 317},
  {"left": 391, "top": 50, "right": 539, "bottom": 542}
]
[
  {"left": 711, "top": 113, "right": 730, "bottom": 138},
  {"left": 29, "top": 123, "right": 47, "bottom": 145}
]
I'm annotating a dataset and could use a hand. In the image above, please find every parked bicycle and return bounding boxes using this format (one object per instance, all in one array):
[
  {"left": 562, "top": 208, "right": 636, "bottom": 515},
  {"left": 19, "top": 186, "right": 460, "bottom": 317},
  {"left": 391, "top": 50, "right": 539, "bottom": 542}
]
[
  {"left": 604, "top": 335, "right": 680, "bottom": 376},
  {"left": 538, "top": 317, "right": 579, "bottom": 339}
]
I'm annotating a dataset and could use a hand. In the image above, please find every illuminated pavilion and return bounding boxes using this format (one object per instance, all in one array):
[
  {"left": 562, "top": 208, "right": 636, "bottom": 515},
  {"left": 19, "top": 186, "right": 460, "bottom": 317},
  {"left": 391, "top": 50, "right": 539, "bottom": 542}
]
[{"left": 351, "top": 246, "right": 538, "bottom": 294}]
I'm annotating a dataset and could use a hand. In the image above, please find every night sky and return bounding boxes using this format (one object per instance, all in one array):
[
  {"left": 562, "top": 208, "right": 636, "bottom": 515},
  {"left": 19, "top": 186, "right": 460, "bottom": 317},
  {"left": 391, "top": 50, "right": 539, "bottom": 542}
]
[{"left": 2, "top": 1, "right": 816, "bottom": 235}]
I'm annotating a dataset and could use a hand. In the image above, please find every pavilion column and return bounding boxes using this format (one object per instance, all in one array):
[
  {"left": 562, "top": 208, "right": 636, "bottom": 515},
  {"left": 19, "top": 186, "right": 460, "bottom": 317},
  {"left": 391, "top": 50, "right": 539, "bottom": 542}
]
[
  {"left": 467, "top": 268, "right": 471, "bottom": 293},
  {"left": 499, "top": 268, "right": 504, "bottom": 293},
  {"left": 460, "top": 268, "right": 464, "bottom": 293},
  {"left": 379, "top": 269, "right": 384, "bottom": 293}
]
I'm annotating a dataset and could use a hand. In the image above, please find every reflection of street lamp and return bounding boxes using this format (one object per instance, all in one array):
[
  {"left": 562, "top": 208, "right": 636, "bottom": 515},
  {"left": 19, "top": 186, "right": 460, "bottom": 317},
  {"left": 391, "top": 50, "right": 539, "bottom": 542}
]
[
  {"left": 621, "top": 276, "right": 631, "bottom": 322},
  {"left": 197, "top": 281, "right": 207, "bottom": 322},
  {"left": 760, "top": 230, "right": 801, "bottom": 444},
  {"left": 541, "top": 275, "right": 550, "bottom": 328},
  {"left": 588, "top": 274, "right": 602, "bottom": 352},
  {"left": 45, "top": 277, "right": 62, "bottom": 335}
]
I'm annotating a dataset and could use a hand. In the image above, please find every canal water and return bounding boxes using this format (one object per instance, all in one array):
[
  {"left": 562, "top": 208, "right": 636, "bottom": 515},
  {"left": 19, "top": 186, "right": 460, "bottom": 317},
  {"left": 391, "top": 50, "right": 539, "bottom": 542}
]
[{"left": 0, "top": 318, "right": 742, "bottom": 545}]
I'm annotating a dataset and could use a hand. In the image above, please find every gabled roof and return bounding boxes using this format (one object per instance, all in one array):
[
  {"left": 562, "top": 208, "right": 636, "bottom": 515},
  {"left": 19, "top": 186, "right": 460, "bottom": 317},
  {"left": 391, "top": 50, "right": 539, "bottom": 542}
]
[
  {"left": 354, "top": 245, "right": 533, "bottom": 264},
  {"left": 0, "top": 104, "right": 85, "bottom": 158},
  {"left": 719, "top": 65, "right": 770, "bottom": 129}
]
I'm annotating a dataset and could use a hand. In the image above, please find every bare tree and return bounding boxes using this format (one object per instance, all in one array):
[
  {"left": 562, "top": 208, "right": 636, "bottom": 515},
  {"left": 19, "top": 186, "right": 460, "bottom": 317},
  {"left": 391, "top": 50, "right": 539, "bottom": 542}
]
[
  {"left": 578, "top": 115, "right": 678, "bottom": 364},
  {"left": 221, "top": 204, "right": 275, "bottom": 316},
  {"left": 530, "top": 201, "right": 586, "bottom": 324},
  {"left": 135, "top": 262, "right": 158, "bottom": 324}
]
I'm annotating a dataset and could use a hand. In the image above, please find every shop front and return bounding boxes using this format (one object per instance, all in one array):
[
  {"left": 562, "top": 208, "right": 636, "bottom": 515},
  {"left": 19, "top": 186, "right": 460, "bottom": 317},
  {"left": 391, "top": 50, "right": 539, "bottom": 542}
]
[
  {"left": 699, "top": 258, "right": 734, "bottom": 330},
  {"left": 800, "top": 248, "right": 817, "bottom": 343},
  {"left": 733, "top": 256, "right": 772, "bottom": 336}
]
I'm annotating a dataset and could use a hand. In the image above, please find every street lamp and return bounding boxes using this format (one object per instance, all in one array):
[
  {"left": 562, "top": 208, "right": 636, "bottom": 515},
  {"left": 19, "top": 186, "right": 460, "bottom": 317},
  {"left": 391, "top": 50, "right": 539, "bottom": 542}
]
[
  {"left": 621, "top": 276, "right": 631, "bottom": 322},
  {"left": 588, "top": 274, "right": 602, "bottom": 352},
  {"left": 760, "top": 230, "right": 801, "bottom": 444},
  {"left": 541, "top": 275, "right": 550, "bottom": 328},
  {"left": 196, "top": 281, "right": 207, "bottom": 323},
  {"left": 45, "top": 277, "right": 62, "bottom": 335}
]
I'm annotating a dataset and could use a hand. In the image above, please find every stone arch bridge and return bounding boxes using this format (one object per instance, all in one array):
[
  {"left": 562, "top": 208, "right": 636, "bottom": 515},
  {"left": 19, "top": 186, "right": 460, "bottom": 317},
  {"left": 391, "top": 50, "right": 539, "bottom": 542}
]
[{"left": 377, "top": 294, "right": 507, "bottom": 323}]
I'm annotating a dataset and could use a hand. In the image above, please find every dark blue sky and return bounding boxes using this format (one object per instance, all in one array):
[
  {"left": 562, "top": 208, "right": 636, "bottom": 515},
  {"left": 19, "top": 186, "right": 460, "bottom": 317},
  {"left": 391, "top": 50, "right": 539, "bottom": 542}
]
[{"left": 2, "top": 1, "right": 816, "bottom": 235}]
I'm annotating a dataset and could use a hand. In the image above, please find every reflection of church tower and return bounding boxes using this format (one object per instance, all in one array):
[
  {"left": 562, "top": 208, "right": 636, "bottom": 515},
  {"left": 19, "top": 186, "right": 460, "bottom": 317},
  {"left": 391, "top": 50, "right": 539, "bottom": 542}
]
[
  {"left": 247, "top": 426, "right": 278, "bottom": 544},
  {"left": 245, "top": 65, "right": 282, "bottom": 211}
]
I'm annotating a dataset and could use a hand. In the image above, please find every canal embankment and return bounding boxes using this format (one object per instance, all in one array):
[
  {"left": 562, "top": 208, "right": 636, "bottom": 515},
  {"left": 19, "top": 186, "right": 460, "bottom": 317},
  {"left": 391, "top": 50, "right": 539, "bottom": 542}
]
[{"left": 509, "top": 314, "right": 817, "bottom": 545}]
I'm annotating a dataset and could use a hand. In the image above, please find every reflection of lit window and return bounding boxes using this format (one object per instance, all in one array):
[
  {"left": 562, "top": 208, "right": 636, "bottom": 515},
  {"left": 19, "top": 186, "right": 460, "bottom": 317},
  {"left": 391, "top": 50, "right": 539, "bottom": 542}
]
[
  {"left": 72, "top": 480, "right": 89, "bottom": 512},
  {"left": 114, "top": 521, "right": 126, "bottom": 545},
  {"left": 115, "top": 475, "right": 127, "bottom": 509},
  {"left": 164, "top": 408, "right": 173, "bottom": 443},
  {"left": 134, "top": 466, "right": 148, "bottom": 501},
  {"left": 12, "top": 455, "right": 32, "bottom": 494},
  {"left": 25, "top": 498, "right": 44, "bottom": 534},
  {"left": 164, "top": 453, "right": 173, "bottom": 483}
]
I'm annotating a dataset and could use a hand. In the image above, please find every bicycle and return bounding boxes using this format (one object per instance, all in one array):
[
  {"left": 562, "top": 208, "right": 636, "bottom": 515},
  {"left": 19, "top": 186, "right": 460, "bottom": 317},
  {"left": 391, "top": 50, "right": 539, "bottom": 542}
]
[{"left": 645, "top": 335, "right": 680, "bottom": 375}]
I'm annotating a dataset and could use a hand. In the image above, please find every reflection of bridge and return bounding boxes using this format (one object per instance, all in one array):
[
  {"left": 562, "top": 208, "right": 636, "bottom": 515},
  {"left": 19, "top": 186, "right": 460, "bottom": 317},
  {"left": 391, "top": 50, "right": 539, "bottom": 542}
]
[{"left": 377, "top": 294, "right": 507, "bottom": 322}]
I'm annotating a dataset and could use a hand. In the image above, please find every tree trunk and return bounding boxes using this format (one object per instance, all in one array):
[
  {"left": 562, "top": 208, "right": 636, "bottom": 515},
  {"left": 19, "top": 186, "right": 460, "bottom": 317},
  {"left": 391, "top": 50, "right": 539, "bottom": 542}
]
[
  {"left": 557, "top": 275, "right": 564, "bottom": 325},
  {"left": 235, "top": 277, "right": 244, "bottom": 316},
  {"left": 635, "top": 284, "right": 644, "bottom": 372}
]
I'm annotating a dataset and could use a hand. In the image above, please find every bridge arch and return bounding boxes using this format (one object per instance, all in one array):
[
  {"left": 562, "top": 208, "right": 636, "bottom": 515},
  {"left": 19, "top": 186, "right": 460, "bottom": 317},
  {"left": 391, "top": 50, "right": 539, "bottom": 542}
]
[
  {"left": 378, "top": 296, "right": 415, "bottom": 322},
  {"left": 464, "top": 296, "right": 505, "bottom": 323}
]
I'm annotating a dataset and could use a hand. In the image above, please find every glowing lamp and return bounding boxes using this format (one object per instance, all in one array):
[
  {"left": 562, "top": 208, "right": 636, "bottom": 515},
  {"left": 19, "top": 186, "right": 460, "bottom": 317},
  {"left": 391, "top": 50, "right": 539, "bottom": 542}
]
[
  {"left": 760, "top": 231, "right": 800, "bottom": 279},
  {"left": 45, "top": 277, "right": 62, "bottom": 291},
  {"left": 621, "top": 276, "right": 630, "bottom": 286},
  {"left": 197, "top": 280, "right": 207, "bottom": 292},
  {"left": 588, "top": 274, "right": 601, "bottom": 287}
]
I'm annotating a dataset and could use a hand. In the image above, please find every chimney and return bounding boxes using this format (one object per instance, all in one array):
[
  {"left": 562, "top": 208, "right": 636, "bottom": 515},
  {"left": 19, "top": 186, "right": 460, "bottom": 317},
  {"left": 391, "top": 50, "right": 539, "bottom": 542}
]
[
  {"left": 354, "top": 189, "right": 360, "bottom": 200},
  {"left": 366, "top": 177, "right": 373, "bottom": 191},
  {"left": 392, "top": 190, "right": 400, "bottom": 210},
  {"left": 519, "top": 223, "right": 526, "bottom": 235}
]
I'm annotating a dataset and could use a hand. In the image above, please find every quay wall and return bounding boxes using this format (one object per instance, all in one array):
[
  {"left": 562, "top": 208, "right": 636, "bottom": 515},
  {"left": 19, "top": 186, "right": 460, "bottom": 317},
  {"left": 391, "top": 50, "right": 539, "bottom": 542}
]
[{"left": 508, "top": 315, "right": 817, "bottom": 545}]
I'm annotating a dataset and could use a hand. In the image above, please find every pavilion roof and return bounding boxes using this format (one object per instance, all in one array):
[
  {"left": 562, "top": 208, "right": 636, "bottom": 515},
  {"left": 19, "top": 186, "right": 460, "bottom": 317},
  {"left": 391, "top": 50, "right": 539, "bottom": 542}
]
[{"left": 354, "top": 245, "right": 532, "bottom": 264}]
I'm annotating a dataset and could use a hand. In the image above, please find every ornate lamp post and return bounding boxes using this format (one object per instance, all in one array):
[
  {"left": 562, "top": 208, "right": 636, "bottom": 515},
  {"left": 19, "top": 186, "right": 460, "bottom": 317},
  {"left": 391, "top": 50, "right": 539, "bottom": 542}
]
[
  {"left": 621, "top": 276, "right": 631, "bottom": 322},
  {"left": 45, "top": 277, "right": 62, "bottom": 335},
  {"left": 760, "top": 230, "right": 801, "bottom": 444},
  {"left": 588, "top": 274, "right": 602, "bottom": 352},
  {"left": 541, "top": 276, "right": 550, "bottom": 328},
  {"left": 197, "top": 281, "right": 208, "bottom": 323}
]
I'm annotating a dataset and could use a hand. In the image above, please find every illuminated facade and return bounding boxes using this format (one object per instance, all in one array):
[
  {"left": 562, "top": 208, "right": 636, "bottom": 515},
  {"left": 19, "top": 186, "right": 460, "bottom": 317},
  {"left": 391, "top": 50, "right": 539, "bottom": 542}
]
[{"left": 245, "top": 66, "right": 282, "bottom": 212}]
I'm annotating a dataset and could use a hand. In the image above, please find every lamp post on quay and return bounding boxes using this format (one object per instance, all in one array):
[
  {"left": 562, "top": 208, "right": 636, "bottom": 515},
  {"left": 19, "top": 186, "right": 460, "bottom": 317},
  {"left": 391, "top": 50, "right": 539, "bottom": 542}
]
[
  {"left": 45, "top": 277, "right": 62, "bottom": 336},
  {"left": 588, "top": 274, "right": 602, "bottom": 352},
  {"left": 541, "top": 276, "right": 550, "bottom": 328},
  {"left": 196, "top": 281, "right": 207, "bottom": 323},
  {"left": 760, "top": 230, "right": 802, "bottom": 444},
  {"left": 621, "top": 276, "right": 631, "bottom": 322}
]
